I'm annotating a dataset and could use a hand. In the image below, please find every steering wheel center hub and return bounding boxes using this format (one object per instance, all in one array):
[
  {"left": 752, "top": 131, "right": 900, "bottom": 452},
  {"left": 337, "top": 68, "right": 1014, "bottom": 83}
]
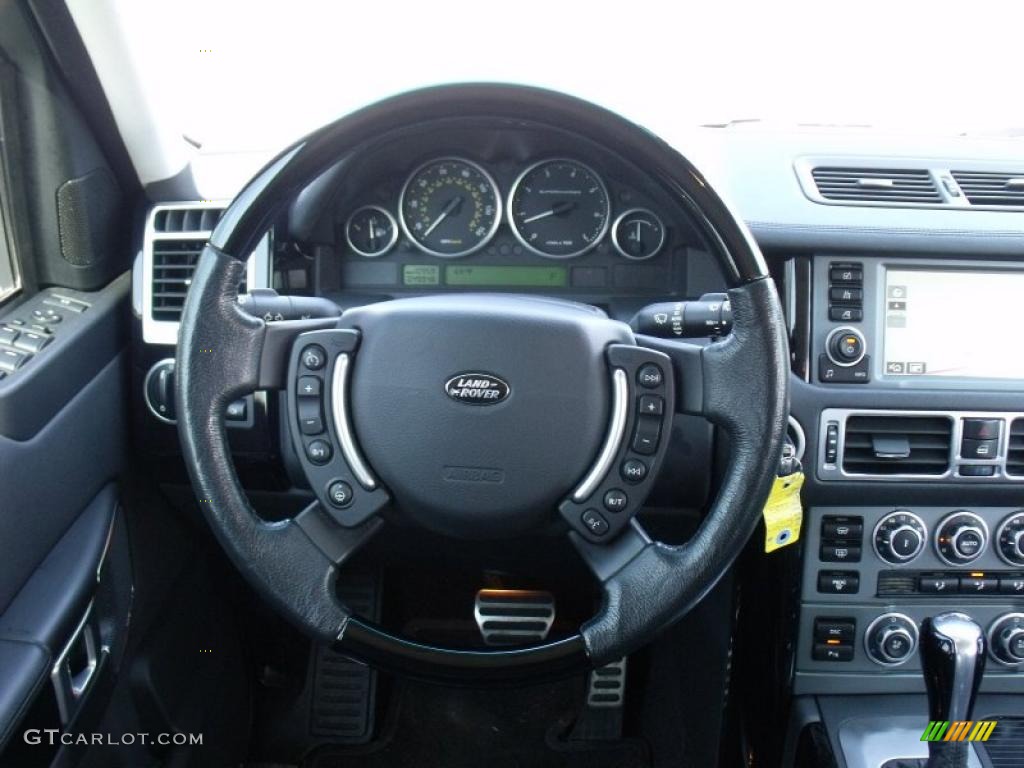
[{"left": 344, "top": 295, "right": 632, "bottom": 537}]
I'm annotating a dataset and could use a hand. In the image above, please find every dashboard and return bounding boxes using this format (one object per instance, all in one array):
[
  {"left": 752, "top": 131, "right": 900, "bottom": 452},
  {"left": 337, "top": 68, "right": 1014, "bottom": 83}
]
[{"left": 276, "top": 122, "right": 727, "bottom": 315}]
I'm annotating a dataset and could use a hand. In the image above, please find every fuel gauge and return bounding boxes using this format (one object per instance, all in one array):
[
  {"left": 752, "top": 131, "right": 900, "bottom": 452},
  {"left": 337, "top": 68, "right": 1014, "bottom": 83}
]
[
  {"left": 612, "top": 208, "right": 665, "bottom": 261},
  {"left": 345, "top": 205, "right": 398, "bottom": 257}
]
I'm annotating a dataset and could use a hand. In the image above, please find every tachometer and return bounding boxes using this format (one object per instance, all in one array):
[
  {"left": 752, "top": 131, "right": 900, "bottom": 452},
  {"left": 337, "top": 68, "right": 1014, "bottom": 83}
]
[
  {"left": 399, "top": 157, "right": 501, "bottom": 258},
  {"left": 508, "top": 159, "right": 610, "bottom": 258}
]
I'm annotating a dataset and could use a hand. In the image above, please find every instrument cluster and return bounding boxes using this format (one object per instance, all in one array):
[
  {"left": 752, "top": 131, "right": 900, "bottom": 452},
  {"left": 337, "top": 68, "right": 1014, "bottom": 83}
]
[{"left": 343, "top": 156, "right": 667, "bottom": 263}]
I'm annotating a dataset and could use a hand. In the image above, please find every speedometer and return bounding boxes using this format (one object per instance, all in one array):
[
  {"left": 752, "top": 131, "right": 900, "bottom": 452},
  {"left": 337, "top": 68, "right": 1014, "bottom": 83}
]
[
  {"left": 399, "top": 157, "right": 501, "bottom": 258},
  {"left": 508, "top": 159, "right": 610, "bottom": 258}
]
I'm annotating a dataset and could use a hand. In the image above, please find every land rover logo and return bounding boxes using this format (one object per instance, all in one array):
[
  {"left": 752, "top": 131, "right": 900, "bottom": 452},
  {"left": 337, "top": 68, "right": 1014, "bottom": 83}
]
[{"left": 445, "top": 373, "right": 510, "bottom": 405}]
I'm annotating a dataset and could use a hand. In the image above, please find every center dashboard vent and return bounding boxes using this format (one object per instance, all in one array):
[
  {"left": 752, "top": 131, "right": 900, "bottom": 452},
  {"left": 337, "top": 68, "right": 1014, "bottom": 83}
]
[
  {"left": 842, "top": 414, "right": 953, "bottom": 476},
  {"left": 1008, "top": 419, "right": 1024, "bottom": 477},
  {"left": 950, "top": 170, "right": 1024, "bottom": 207},
  {"left": 810, "top": 167, "right": 942, "bottom": 204}
]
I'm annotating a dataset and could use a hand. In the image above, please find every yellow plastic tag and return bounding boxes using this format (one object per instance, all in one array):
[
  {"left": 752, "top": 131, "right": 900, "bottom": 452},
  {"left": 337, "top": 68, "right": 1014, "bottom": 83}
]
[{"left": 763, "top": 472, "right": 804, "bottom": 553}]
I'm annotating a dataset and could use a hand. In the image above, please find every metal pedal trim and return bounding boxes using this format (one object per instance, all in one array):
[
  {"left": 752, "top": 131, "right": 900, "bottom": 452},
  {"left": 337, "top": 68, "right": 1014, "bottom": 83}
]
[
  {"left": 587, "top": 658, "right": 627, "bottom": 708},
  {"left": 474, "top": 589, "right": 555, "bottom": 646}
]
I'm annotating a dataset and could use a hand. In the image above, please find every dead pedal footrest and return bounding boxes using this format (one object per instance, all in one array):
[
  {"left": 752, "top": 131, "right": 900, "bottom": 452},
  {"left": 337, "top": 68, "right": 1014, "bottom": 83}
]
[{"left": 474, "top": 589, "right": 555, "bottom": 646}]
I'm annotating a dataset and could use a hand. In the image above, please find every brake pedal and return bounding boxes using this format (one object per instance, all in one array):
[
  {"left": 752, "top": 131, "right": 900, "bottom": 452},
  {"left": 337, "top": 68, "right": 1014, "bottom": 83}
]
[
  {"left": 568, "top": 658, "right": 628, "bottom": 742},
  {"left": 474, "top": 589, "right": 555, "bottom": 646}
]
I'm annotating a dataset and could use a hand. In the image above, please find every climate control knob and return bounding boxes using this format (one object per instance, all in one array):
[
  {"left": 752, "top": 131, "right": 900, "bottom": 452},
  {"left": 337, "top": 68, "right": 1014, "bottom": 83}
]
[
  {"left": 935, "top": 511, "right": 988, "bottom": 566},
  {"left": 996, "top": 512, "right": 1024, "bottom": 567},
  {"left": 866, "top": 613, "right": 919, "bottom": 666},
  {"left": 826, "top": 327, "right": 866, "bottom": 367},
  {"left": 988, "top": 614, "right": 1024, "bottom": 666},
  {"left": 873, "top": 510, "right": 927, "bottom": 564}
]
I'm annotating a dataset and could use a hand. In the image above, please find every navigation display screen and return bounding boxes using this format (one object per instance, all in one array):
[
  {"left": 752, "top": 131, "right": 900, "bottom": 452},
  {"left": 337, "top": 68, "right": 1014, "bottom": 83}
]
[{"left": 883, "top": 268, "right": 1024, "bottom": 380}]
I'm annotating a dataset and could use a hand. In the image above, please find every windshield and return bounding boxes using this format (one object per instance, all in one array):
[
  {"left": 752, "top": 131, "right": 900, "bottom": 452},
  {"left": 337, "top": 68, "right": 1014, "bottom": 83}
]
[{"left": 68, "top": 1, "right": 1020, "bottom": 168}]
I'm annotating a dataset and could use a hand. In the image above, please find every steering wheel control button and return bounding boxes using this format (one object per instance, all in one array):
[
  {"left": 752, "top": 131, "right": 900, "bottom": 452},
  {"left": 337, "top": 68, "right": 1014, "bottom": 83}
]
[
  {"left": 817, "top": 570, "right": 860, "bottom": 594},
  {"left": 225, "top": 399, "right": 248, "bottom": 421},
  {"left": 873, "top": 510, "right": 927, "bottom": 564},
  {"left": 620, "top": 458, "right": 647, "bottom": 484},
  {"left": 327, "top": 481, "right": 354, "bottom": 508},
  {"left": 935, "top": 511, "right": 988, "bottom": 566},
  {"left": 996, "top": 512, "right": 1024, "bottom": 566},
  {"left": 581, "top": 509, "right": 609, "bottom": 537},
  {"left": 297, "top": 376, "right": 322, "bottom": 398},
  {"left": 301, "top": 345, "right": 326, "bottom": 370},
  {"left": 636, "top": 364, "right": 663, "bottom": 389},
  {"left": 297, "top": 397, "right": 325, "bottom": 435},
  {"left": 866, "top": 613, "right": 919, "bottom": 666},
  {"left": 603, "top": 489, "right": 628, "bottom": 513},
  {"left": 631, "top": 414, "right": 662, "bottom": 455},
  {"left": 638, "top": 394, "right": 664, "bottom": 416},
  {"left": 305, "top": 440, "right": 332, "bottom": 465}
]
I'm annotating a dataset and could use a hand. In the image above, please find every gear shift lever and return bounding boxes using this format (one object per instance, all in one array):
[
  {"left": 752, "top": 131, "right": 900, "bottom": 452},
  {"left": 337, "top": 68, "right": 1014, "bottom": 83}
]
[{"left": 920, "top": 612, "right": 986, "bottom": 768}]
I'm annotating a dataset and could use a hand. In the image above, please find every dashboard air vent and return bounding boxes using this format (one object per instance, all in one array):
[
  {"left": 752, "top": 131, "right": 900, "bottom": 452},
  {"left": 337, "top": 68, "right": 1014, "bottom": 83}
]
[
  {"left": 153, "top": 206, "right": 223, "bottom": 233},
  {"left": 150, "top": 239, "right": 206, "bottom": 322},
  {"left": 811, "top": 167, "right": 942, "bottom": 204},
  {"left": 1008, "top": 419, "right": 1024, "bottom": 477},
  {"left": 950, "top": 171, "right": 1024, "bottom": 207},
  {"left": 842, "top": 414, "right": 952, "bottom": 476}
]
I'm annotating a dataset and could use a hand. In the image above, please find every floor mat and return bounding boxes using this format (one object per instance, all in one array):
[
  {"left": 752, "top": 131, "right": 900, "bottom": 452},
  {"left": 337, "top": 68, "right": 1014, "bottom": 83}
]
[{"left": 305, "top": 677, "right": 649, "bottom": 768}]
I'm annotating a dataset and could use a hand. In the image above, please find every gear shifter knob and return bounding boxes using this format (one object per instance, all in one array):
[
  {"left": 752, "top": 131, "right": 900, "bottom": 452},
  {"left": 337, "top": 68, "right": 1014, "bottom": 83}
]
[{"left": 920, "top": 612, "right": 986, "bottom": 768}]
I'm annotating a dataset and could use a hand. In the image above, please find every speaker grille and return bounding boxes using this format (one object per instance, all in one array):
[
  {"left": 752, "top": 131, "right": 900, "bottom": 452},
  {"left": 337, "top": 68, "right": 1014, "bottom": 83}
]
[{"left": 56, "top": 169, "right": 122, "bottom": 267}]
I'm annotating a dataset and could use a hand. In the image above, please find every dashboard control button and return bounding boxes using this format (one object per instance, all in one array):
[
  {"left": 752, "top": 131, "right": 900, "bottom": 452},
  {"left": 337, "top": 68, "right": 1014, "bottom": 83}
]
[
  {"left": 817, "top": 570, "right": 860, "bottom": 594},
  {"left": 581, "top": 509, "right": 609, "bottom": 536},
  {"left": 636, "top": 364, "right": 663, "bottom": 389},
  {"left": 825, "top": 422, "right": 840, "bottom": 463},
  {"left": 631, "top": 414, "right": 662, "bottom": 455},
  {"left": 823, "top": 519, "right": 863, "bottom": 539},
  {"left": 998, "top": 577, "right": 1024, "bottom": 595},
  {"left": 13, "top": 332, "right": 51, "bottom": 354},
  {"left": 603, "top": 489, "right": 628, "bottom": 513},
  {"left": 225, "top": 399, "right": 248, "bottom": 421},
  {"left": 829, "top": 307, "right": 863, "bottom": 322},
  {"left": 297, "top": 398, "right": 325, "bottom": 435},
  {"left": 829, "top": 267, "right": 863, "bottom": 284},
  {"left": 821, "top": 544, "right": 861, "bottom": 563},
  {"left": 0, "top": 347, "right": 30, "bottom": 373},
  {"left": 813, "top": 643, "right": 853, "bottom": 662},
  {"left": 819, "top": 354, "right": 870, "bottom": 384},
  {"left": 829, "top": 287, "right": 863, "bottom": 304},
  {"left": 301, "top": 345, "right": 327, "bottom": 371},
  {"left": 865, "top": 613, "right": 918, "bottom": 666},
  {"left": 638, "top": 394, "right": 664, "bottom": 416},
  {"left": 959, "top": 464, "right": 995, "bottom": 477},
  {"left": 919, "top": 576, "right": 958, "bottom": 594},
  {"left": 31, "top": 308, "right": 61, "bottom": 324},
  {"left": 327, "top": 481, "right": 354, "bottom": 508},
  {"left": 996, "top": 512, "right": 1024, "bottom": 566},
  {"left": 873, "top": 510, "right": 927, "bottom": 564},
  {"left": 815, "top": 619, "right": 855, "bottom": 643},
  {"left": 620, "top": 459, "right": 647, "bottom": 483},
  {"left": 962, "top": 418, "right": 1001, "bottom": 441},
  {"left": 935, "top": 511, "right": 989, "bottom": 566},
  {"left": 959, "top": 576, "right": 998, "bottom": 594},
  {"left": 826, "top": 327, "right": 867, "bottom": 367},
  {"left": 305, "top": 439, "right": 332, "bottom": 465},
  {"left": 989, "top": 614, "right": 1024, "bottom": 666},
  {"left": 297, "top": 376, "right": 322, "bottom": 398},
  {"left": 961, "top": 438, "right": 999, "bottom": 459},
  {"left": 0, "top": 327, "right": 17, "bottom": 346}
]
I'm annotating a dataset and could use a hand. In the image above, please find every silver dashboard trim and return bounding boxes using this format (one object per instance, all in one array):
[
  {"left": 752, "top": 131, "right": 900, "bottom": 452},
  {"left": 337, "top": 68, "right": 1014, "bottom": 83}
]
[
  {"left": 331, "top": 353, "right": 377, "bottom": 491},
  {"left": 933, "top": 511, "right": 989, "bottom": 567},
  {"left": 987, "top": 613, "right": 1024, "bottom": 667},
  {"left": 818, "top": 408, "right": 1024, "bottom": 483},
  {"left": 573, "top": 368, "right": 628, "bottom": 502},
  {"left": 864, "top": 612, "right": 919, "bottom": 667},
  {"left": 344, "top": 204, "right": 399, "bottom": 257},
  {"left": 994, "top": 512, "right": 1024, "bottom": 567},
  {"left": 610, "top": 207, "right": 664, "bottom": 261}
]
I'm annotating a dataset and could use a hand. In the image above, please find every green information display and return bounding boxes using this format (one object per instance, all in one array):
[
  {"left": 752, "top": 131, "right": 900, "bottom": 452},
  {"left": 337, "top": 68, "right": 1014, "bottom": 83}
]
[
  {"left": 402, "top": 264, "right": 441, "bottom": 286},
  {"left": 444, "top": 265, "right": 568, "bottom": 288}
]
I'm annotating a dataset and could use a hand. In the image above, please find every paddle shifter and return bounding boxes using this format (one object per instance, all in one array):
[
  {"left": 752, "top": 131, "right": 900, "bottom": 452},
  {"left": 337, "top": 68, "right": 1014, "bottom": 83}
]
[{"left": 920, "top": 613, "right": 986, "bottom": 768}]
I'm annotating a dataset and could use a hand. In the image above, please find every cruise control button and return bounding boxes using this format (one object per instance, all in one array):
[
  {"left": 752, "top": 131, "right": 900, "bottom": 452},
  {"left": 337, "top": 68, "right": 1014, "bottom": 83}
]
[
  {"left": 298, "top": 398, "right": 325, "bottom": 435},
  {"left": 638, "top": 394, "right": 664, "bottom": 416},
  {"left": 305, "top": 440, "right": 332, "bottom": 464},
  {"left": 301, "top": 345, "right": 326, "bottom": 371},
  {"left": 603, "top": 489, "right": 628, "bottom": 513},
  {"left": 636, "top": 364, "right": 663, "bottom": 389},
  {"left": 327, "top": 481, "right": 354, "bottom": 508},
  {"left": 581, "top": 509, "right": 609, "bottom": 536},
  {"left": 961, "top": 438, "right": 998, "bottom": 459},
  {"left": 620, "top": 459, "right": 647, "bottom": 483},
  {"left": 297, "top": 376, "right": 322, "bottom": 398}
]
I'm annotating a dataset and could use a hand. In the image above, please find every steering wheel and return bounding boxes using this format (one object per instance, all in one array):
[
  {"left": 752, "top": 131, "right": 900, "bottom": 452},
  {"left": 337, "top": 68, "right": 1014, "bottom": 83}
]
[{"left": 175, "top": 84, "right": 789, "bottom": 685}]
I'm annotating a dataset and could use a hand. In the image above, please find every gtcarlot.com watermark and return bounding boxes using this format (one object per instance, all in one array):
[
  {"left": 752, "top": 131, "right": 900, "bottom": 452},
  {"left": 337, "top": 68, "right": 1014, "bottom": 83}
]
[{"left": 24, "top": 729, "right": 202, "bottom": 747}]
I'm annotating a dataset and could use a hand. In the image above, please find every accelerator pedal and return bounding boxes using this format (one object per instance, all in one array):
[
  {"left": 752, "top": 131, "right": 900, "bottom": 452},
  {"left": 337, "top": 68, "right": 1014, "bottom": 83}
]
[
  {"left": 568, "top": 658, "right": 628, "bottom": 742},
  {"left": 473, "top": 589, "right": 555, "bottom": 646}
]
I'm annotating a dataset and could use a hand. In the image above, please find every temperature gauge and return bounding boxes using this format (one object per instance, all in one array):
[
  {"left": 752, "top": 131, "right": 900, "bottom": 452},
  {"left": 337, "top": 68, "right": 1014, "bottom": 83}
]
[
  {"left": 345, "top": 205, "right": 398, "bottom": 257},
  {"left": 612, "top": 208, "right": 665, "bottom": 261}
]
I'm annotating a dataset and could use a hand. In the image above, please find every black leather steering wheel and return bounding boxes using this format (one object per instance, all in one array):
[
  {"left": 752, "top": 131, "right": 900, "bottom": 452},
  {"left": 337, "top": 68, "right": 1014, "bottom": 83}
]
[{"left": 175, "top": 84, "right": 789, "bottom": 685}]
